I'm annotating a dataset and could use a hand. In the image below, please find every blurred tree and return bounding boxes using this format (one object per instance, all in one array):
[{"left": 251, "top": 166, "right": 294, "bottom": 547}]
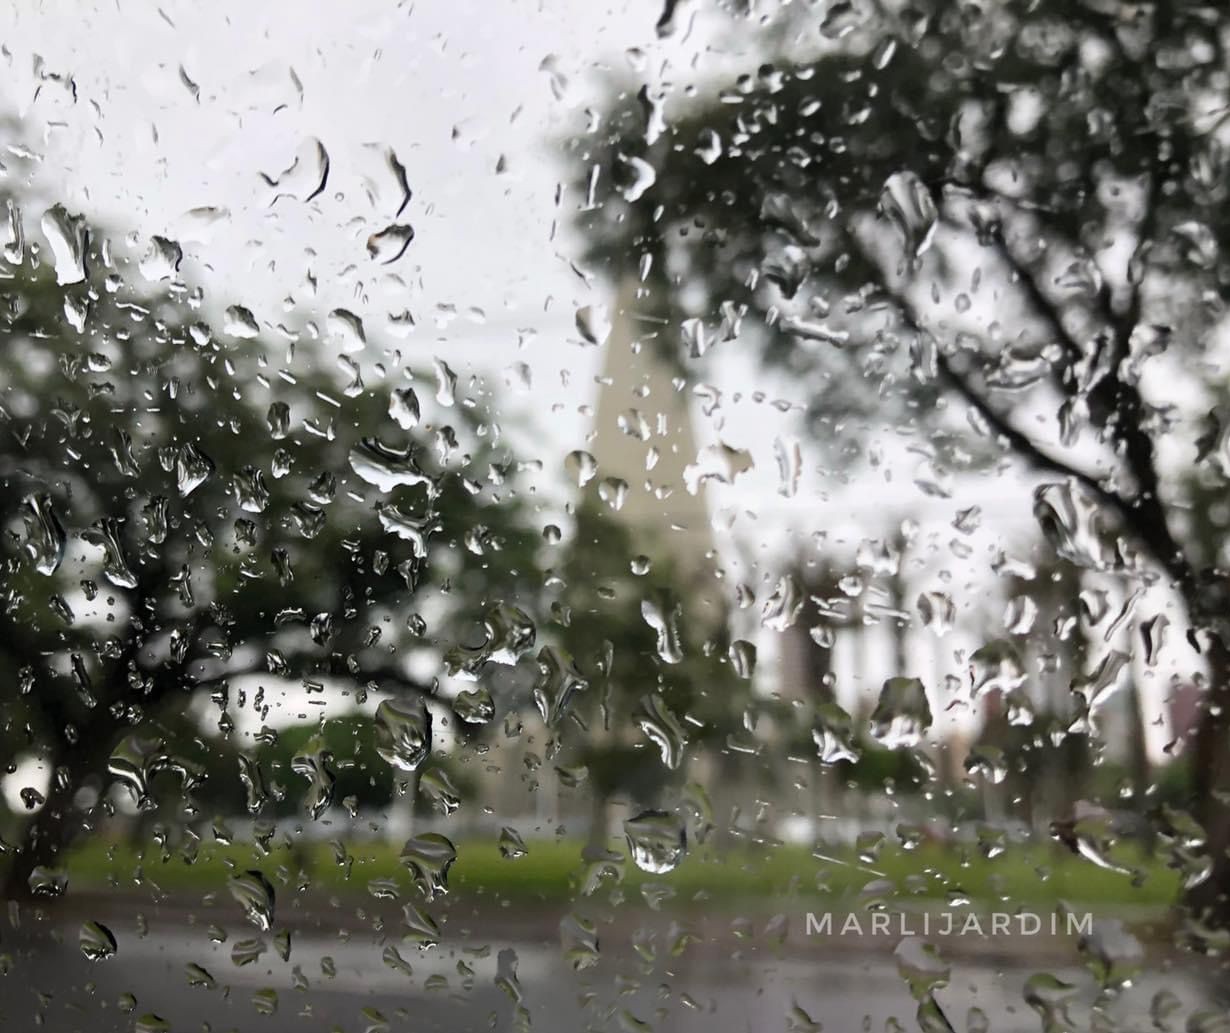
[
  {"left": 571, "top": 1, "right": 1230, "bottom": 928},
  {"left": 550, "top": 499, "right": 741, "bottom": 849},
  {"left": 0, "top": 199, "right": 540, "bottom": 898}
]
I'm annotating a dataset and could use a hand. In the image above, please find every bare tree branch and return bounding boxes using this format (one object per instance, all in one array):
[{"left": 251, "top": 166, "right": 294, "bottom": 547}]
[{"left": 935, "top": 353, "right": 1109, "bottom": 497}]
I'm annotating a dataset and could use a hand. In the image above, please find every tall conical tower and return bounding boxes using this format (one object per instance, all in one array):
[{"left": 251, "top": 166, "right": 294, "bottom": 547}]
[{"left": 586, "top": 275, "right": 716, "bottom": 589}]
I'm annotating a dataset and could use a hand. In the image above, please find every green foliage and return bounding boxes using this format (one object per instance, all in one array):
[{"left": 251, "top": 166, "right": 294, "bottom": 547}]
[
  {"left": 551, "top": 499, "right": 743, "bottom": 806},
  {"left": 0, "top": 196, "right": 538, "bottom": 883}
]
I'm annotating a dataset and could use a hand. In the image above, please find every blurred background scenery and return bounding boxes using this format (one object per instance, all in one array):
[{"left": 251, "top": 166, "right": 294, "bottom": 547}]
[{"left": 3, "top": 1, "right": 1230, "bottom": 1030}]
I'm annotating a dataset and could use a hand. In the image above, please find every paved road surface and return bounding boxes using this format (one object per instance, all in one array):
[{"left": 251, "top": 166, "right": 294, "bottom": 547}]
[{"left": 2, "top": 907, "right": 1224, "bottom": 1032}]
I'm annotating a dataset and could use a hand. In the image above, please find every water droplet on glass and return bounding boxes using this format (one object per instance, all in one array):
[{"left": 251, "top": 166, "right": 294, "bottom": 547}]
[
  {"left": 22, "top": 493, "right": 66, "bottom": 576},
  {"left": 185, "top": 962, "right": 217, "bottom": 989},
  {"left": 41, "top": 204, "right": 88, "bottom": 284},
  {"left": 870, "top": 677, "right": 932, "bottom": 749},
  {"left": 566, "top": 449, "right": 598, "bottom": 486},
  {"left": 367, "top": 223, "right": 415, "bottom": 263},
  {"left": 499, "top": 826, "right": 527, "bottom": 859},
  {"left": 349, "top": 438, "right": 435, "bottom": 493},
  {"left": 762, "top": 574, "right": 804, "bottom": 632},
  {"left": 228, "top": 869, "right": 276, "bottom": 931},
  {"left": 28, "top": 865, "right": 68, "bottom": 898},
  {"left": 176, "top": 442, "right": 216, "bottom": 497},
  {"left": 895, "top": 937, "right": 950, "bottom": 999},
  {"left": 683, "top": 442, "right": 753, "bottom": 494},
  {"left": 375, "top": 698, "right": 432, "bottom": 771},
  {"left": 624, "top": 810, "right": 686, "bottom": 874},
  {"left": 641, "top": 591, "right": 684, "bottom": 664},
  {"left": 433, "top": 359, "right": 457, "bottom": 406},
  {"left": 575, "top": 305, "right": 611, "bottom": 346},
  {"left": 728, "top": 639, "right": 756, "bottom": 678},
  {"left": 139, "top": 236, "right": 183, "bottom": 281},
  {"left": 328, "top": 308, "right": 366, "bottom": 353},
  {"left": 390, "top": 387, "right": 421, "bottom": 430},
  {"left": 445, "top": 602, "right": 536, "bottom": 678},
  {"left": 532, "top": 646, "right": 589, "bottom": 726},
  {"left": 252, "top": 988, "right": 279, "bottom": 1016},
  {"left": 399, "top": 833, "right": 456, "bottom": 900},
  {"left": 402, "top": 901, "right": 441, "bottom": 948},
  {"left": 80, "top": 920, "right": 117, "bottom": 961},
  {"left": 419, "top": 766, "right": 461, "bottom": 815},
  {"left": 560, "top": 914, "right": 600, "bottom": 970},
  {"left": 291, "top": 740, "right": 337, "bottom": 820},
  {"left": 454, "top": 686, "right": 495, "bottom": 726},
  {"left": 879, "top": 170, "right": 937, "bottom": 258},
  {"left": 814, "top": 702, "right": 861, "bottom": 765},
  {"left": 1034, "top": 481, "right": 1111, "bottom": 570},
  {"left": 223, "top": 305, "right": 260, "bottom": 339},
  {"left": 262, "top": 137, "right": 329, "bottom": 202},
  {"left": 636, "top": 694, "right": 688, "bottom": 769},
  {"left": 616, "top": 153, "right": 657, "bottom": 202}
]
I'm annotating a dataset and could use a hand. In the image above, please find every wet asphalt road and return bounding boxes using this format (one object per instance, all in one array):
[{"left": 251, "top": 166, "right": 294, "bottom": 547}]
[{"left": 1, "top": 905, "right": 1225, "bottom": 1033}]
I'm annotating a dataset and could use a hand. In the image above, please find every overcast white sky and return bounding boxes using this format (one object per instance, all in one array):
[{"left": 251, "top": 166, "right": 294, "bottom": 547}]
[{"left": 0, "top": 0, "right": 1197, "bottom": 781}]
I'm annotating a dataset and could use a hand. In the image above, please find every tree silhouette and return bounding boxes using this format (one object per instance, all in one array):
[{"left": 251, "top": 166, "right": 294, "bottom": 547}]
[
  {"left": 0, "top": 197, "right": 539, "bottom": 898},
  {"left": 570, "top": 2, "right": 1230, "bottom": 929}
]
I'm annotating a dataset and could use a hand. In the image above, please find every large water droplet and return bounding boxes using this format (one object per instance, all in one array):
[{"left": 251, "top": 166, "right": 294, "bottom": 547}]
[
  {"left": 223, "top": 305, "right": 260, "bottom": 339},
  {"left": 139, "top": 236, "right": 183, "bottom": 282},
  {"left": 291, "top": 741, "right": 337, "bottom": 820},
  {"left": 349, "top": 438, "right": 435, "bottom": 493},
  {"left": 176, "top": 442, "right": 216, "bottom": 497},
  {"left": 814, "top": 702, "right": 861, "bottom": 765},
  {"left": 328, "top": 308, "right": 366, "bottom": 353},
  {"left": 389, "top": 387, "right": 421, "bottom": 430},
  {"left": 238, "top": 754, "right": 270, "bottom": 815},
  {"left": 82, "top": 516, "right": 138, "bottom": 589},
  {"left": 80, "top": 920, "right": 118, "bottom": 961},
  {"left": 109, "top": 734, "right": 202, "bottom": 811},
  {"left": 229, "top": 870, "right": 276, "bottom": 931},
  {"left": 560, "top": 914, "right": 600, "bottom": 971},
  {"left": 28, "top": 865, "right": 68, "bottom": 898},
  {"left": 262, "top": 137, "right": 330, "bottom": 202},
  {"left": 575, "top": 306, "right": 611, "bottom": 346},
  {"left": 624, "top": 810, "right": 686, "bottom": 874},
  {"left": 869, "top": 677, "right": 932, "bottom": 749},
  {"left": 231, "top": 466, "right": 271, "bottom": 514},
  {"left": 641, "top": 591, "right": 684, "bottom": 664},
  {"left": 1034, "top": 481, "right": 1112, "bottom": 570},
  {"left": 400, "top": 833, "right": 456, "bottom": 900},
  {"left": 532, "top": 646, "right": 588, "bottom": 726},
  {"left": 636, "top": 694, "right": 688, "bottom": 769},
  {"left": 22, "top": 493, "right": 66, "bottom": 576},
  {"left": 616, "top": 153, "right": 657, "bottom": 202},
  {"left": 367, "top": 223, "right": 415, "bottom": 263},
  {"left": 565, "top": 449, "right": 598, "bottom": 486},
  {"left": 454, "top": 686, "right": 495, "bottom": 725},
  {"left": 375, "top": 698, "right": 432, "bottom": 772},
  {"left": 41, "top": 204, "right": 88, "bottom": 284},
  {"left": 445, "top": 602, "right": 536, "bottom": 679},
  {"left": 762, "top": 574, "right": 804, "bottom": 632},
  {"left": 683, "top": 442, "right": 753, "bottom": 494},
  {"left": 879, "top": 170, "right": 937, "bottom": 258}
]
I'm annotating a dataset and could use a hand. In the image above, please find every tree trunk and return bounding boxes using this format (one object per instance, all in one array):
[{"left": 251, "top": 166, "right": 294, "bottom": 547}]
[
  {"left": 1123, "top": 678, "right": 1154, "bottom": 853},
  {"left": 4, "top": 756, "right": 88, "bottom": 902},
  {"left": 3, "top": 705, "right": 124, "bottom": 903},
  {"left": 1186, "top": 636, "right": 1230, "bottom": 929},
  {"left": 584, "top": 790, "right": 610, "bottom": 855}
]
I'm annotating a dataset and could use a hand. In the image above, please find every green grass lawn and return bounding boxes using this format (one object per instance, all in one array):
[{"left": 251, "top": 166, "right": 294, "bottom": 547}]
[{"left": 57, "top": 834, "right": 1182, "bottom": 913}]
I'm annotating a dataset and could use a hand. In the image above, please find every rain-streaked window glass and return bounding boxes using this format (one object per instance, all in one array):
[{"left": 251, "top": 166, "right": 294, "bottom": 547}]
[{"left": 3, "top": 1, "right": 1230, "bottom": 1030}]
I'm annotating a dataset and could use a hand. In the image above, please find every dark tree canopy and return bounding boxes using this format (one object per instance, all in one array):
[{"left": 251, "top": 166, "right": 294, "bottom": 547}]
[
  {"left": 571, "top": 0, "right": 1230, "bottom": 932},
  {"left": 0, "top": 191, "right": 542, "bottom": 894}
]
